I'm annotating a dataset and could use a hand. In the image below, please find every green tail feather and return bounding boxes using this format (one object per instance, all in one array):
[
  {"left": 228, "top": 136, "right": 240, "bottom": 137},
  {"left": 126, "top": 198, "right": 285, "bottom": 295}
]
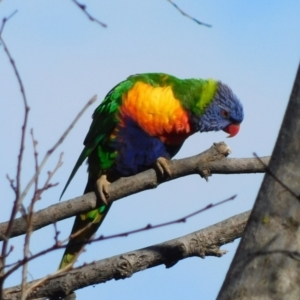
[
  {"left": 59, "top": 177, "right": 112, "bottom": 269},
  {"left": 59, "top": 203, "right": 112, "bottom": 269}
]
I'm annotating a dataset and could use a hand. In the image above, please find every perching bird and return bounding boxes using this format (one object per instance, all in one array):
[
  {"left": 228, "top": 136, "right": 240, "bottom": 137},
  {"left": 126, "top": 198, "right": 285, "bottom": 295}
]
[{"left": 59, "top": 73, "right": 244, "bottom": 269}]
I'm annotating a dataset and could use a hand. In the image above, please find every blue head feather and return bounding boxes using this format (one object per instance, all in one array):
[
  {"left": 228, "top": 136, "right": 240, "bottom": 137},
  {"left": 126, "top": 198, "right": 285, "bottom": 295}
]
[{"left": 198, "top": 82, "right": 244, "bottom": 132}]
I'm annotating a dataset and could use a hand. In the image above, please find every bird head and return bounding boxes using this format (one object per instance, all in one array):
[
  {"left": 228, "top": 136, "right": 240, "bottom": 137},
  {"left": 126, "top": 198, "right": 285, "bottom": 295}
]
[{"left": 198, "top": 82, "right": 244, "bottom": 137}]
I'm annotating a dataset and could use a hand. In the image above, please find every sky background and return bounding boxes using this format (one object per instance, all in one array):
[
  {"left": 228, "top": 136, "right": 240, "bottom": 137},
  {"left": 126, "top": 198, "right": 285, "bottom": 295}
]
[{"left": 1, "top": 1, "right": 300, "bottom": 299}]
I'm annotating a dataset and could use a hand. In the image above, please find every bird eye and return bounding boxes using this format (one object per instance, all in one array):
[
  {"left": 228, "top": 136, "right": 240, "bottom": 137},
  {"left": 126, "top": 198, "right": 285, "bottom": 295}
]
[{"left": 221, "top": 109, "right": 229, "bottom": 118}]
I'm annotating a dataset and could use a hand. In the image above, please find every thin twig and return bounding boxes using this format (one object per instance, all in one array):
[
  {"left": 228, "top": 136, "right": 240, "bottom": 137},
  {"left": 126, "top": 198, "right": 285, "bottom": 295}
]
[
  {"left": 20, "top": 152, "right": 63, "bottom": 300},
  {"left": 0, "top": 246, "right": 14, "bottom": 261},
  {"left": 253, "top": 152, "right": 300, "bottom": 200},
  {"left": 18, "top": 95, "right": 97, "bottom": 209},
  {"left": 53, "top": 223, "right": 60, "bottom": 246},
  {"left": 21, "top": 242, "right": 29, "bottom": 298},
  {"left": 0, "top": 10, "right": 17, "bottom": 36},
  {"left": 20, "top": 131, "right": 39, "bottom": 299},
  {"left": 2, "top": 196, "right": 235, "bottom": 279},
  {"left": 0, "top": 15, "right": 29, "bottom": 200},
  {"left": 5, "top": 175, "right": 16, "bottom": 194},
  {"left": 0, "top": 12, "right": 28, "bottom": 293},
  {"left": 166, "top": 0, "right": 212, "bottom": 27},
  {"left": 71, "top": 0, "right": 107, "bottom": 27},
  {"left": 94, "top": 195, "right": 236, "bottom": 241},
  {"left": 35, "top": 153, "right": 63, "bottom": 200},
  {"left": 51, "top": 195, "right": 236, "bottom": 270},
  {"left": 30, "top": 129, "right": 39, "bottom": 200}
]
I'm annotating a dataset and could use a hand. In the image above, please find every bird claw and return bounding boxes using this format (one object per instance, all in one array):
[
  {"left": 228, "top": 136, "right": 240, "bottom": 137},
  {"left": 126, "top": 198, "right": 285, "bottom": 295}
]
[
  {"left": 96, "top": 174, "right": 110, "bottom": 205},
  {"left": 154, "top": 157, "right": 172, "bottom": 178}
]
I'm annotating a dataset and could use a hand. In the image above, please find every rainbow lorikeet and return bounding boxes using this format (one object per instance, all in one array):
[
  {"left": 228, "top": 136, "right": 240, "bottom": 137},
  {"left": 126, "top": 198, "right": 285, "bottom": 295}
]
[{"left": 59, "top": 73, "right": 244, "bottom": 268}]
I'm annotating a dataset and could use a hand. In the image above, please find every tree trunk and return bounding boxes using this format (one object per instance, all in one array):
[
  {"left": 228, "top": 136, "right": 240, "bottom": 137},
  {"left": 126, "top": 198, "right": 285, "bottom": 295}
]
[{"left": 217, "top": 63, "right": 300, "bottom": 300}]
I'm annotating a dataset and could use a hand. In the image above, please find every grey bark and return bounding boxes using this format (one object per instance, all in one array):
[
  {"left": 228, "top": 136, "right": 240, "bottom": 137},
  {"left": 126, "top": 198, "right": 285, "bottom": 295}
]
[
  {"left": 3, "top": 211, "right": 250, "bottom": 300},
  {"left": 217, "top": 63, "right": 300, "bottom": 300},
  {"left": 0, "top": 144, "right": 269, "bottom": 241}
]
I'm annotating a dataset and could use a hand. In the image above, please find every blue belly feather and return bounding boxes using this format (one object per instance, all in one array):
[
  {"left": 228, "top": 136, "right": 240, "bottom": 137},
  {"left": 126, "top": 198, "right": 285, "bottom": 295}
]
[{"left": 111, "top": 117, "right": 169, "bottom": 176}]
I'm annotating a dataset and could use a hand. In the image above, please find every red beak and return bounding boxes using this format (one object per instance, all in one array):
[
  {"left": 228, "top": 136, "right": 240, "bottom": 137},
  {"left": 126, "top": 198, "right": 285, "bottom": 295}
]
[{"left": 223, "top": 123, "right": 240, "bottom": 138}]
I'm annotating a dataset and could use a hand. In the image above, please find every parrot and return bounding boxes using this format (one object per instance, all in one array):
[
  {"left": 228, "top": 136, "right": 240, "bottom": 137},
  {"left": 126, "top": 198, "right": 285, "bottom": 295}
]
[{"left": 59, "top": 73, "right": 244, "bottom": 269}]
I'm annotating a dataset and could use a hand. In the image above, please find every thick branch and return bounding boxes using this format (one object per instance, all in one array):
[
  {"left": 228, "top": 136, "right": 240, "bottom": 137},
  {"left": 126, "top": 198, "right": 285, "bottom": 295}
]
[
  {"left": 3, "top": 211, "right": 250, "bottom": 300},
  {"left": 0, "top": 143, "right": 269, "bottom": 241}
]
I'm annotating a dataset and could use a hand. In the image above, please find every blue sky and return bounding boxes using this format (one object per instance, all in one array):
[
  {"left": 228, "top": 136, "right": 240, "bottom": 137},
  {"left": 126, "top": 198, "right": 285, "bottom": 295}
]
[{"left": 1, "top": 1, "right": 300, "bottom": 299}]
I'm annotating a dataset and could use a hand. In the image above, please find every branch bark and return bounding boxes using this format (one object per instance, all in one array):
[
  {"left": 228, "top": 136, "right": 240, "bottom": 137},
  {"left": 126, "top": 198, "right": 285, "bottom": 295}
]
[
  {"left": 3, "top": 211, "right": 250, "bottom": 300},
  {"left": 217, "top": 63, "right": 300, "bottom": 299},
  {"left": 0, "top": 143, "right": 269, "bottom": 241}
]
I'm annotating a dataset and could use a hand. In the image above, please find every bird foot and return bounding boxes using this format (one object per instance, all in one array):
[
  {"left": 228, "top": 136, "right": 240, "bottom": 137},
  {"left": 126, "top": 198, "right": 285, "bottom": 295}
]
[
  {"left": 96, "top": 174, "right": 110, "bottom": 205},
  {"left": 154, "top": 157, "right": 172, "bottom": 178}
]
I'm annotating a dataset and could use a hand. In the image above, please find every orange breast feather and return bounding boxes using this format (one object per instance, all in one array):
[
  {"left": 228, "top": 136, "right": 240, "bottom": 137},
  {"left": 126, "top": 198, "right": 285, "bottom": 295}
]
[{"left": 121, "top": 82, "right": 192, "bottom": 144}]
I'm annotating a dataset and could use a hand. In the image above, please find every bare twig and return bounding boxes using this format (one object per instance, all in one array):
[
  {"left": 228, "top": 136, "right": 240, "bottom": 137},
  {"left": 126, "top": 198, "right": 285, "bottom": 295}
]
[
  {"left": 2, "top": 195, "right": 236, "bottom": 279},
  {"left": 166, "top": 0, "right": 212, "bottom": 27},
  {"left": 0, "top": 246, "right": 14, "bottom": 261},
  {"left": 253, "top": 152, "right": 300, "bottom": 200},
  {"left": 71, "top": 0, "right": 107, "bottom": 27},
  {"left": 53, "top": 223, "right": 60, "bottom": 246},
  {"left": 18, "top": 95, "right": 97, "bottom": 209},
  {"left": 92, "top": 195, "right": 236, "bottom": 242},
  {"left": 0, "top": 10, "right": 17, "bottom": 36},
  {"left": 20, "top": 153, "right": 64, "bottom": 300},
  {"left": 1, "top": 14, "right": 29, "bottom": 200},
  {"left": 0, "top": 11, "right": 29, "bottom": 292},
  {"left": 59, "top": 195, "right": 236, "bottom": 251},
  {"left": 35, "top": 153, "right": 63, "bottom": 199},
  {"left": 5, "top": 175, "right": 16, "bottom": 194},
  {"left": 30, "top": 129, "right": 39, "bottom": 200}
]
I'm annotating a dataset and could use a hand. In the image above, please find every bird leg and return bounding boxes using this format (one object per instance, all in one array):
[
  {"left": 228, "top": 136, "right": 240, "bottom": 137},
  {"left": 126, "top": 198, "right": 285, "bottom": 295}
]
[
  {"left": 96, "top": 174, "right": 110, "bottom": 205},
  {"left": 154, "top": 157, "right": 172, "bottom": 178}
]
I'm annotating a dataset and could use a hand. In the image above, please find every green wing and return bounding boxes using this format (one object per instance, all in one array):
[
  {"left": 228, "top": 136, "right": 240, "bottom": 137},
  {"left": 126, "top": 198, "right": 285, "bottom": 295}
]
[{"left": 60, "top": 79, "right": 134, "bottom": 200}]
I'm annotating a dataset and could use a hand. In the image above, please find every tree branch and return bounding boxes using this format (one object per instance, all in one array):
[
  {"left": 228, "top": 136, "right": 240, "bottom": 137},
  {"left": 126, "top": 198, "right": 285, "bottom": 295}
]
[
  {"left": 1, "top": 195, "right": 236, "bottom": 281},
  {"left": 0, "top": 142, "right": 269, "bottom": 241},
  {"left": 3, "top": 211, "right": 250, "bottom": 300}
]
